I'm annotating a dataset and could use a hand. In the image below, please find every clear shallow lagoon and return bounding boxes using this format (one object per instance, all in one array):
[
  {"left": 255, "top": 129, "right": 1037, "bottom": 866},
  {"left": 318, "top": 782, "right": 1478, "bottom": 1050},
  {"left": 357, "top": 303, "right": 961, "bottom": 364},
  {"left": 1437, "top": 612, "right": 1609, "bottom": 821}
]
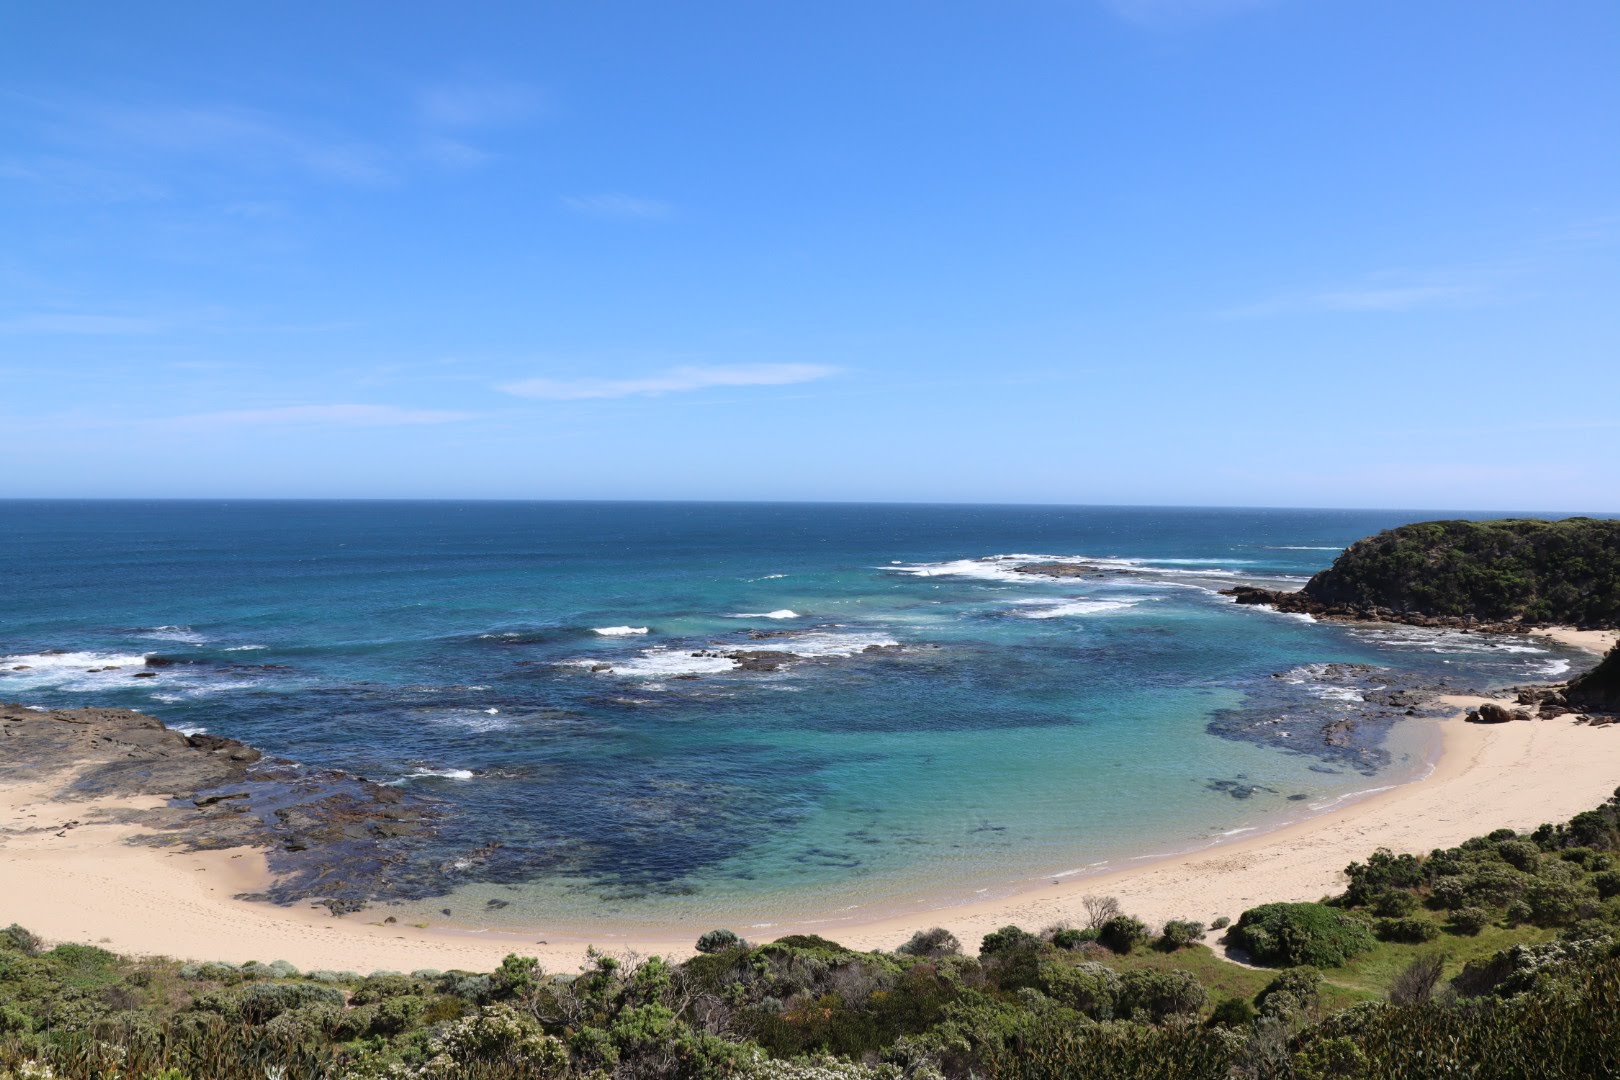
[{"left": 0, "top": 502, "right": 1587, "bottom": 928}]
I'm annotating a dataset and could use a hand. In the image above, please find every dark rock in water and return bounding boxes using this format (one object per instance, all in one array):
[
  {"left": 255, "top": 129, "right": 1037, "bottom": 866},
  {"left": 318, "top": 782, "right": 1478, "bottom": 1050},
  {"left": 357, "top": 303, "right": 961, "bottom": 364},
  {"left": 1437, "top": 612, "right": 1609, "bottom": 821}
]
[
  {"left": 132, "top": 671, "right": 157, "bottom": 678},
  {"left": 1207, "top": 778, "right": 1278, "bottom": 800},
  {"left": 316, "top": 898, "right": 367, "bottom": 917},
  {"left": 485, "top": 898, "right": 510, "bottom": 910},
  {"left": 1010, "top": 562, "right": 1102, "bottom": 579},
  {"left": 192, "top": 792, "right": 250, "bottom": 808},
  {"left": 144, "top": 655, "right": 179, "bottom": 668},
  {"left": 1206, "top": 663, "right": 1456, "bottom": 775}
]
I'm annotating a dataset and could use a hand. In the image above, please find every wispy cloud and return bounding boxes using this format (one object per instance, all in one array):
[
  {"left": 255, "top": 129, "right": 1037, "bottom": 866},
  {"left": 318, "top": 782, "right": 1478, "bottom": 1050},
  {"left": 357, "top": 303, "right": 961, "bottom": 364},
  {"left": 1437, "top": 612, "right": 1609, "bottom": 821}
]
[
  {"left": 420, "top": 137, "right": 495, "bottom": 170},
  {"left": 561, "top": 193, "right": 673, "bottom": 220},
  {"left": 169, "top": 404, "right": 477, "bottom": 428},
  {"left": 0, "top": 312, "right": 170, "bottom": 335},
  {"left": 74, "top": 102, "right": 393, "bottom": 185},
  {"left": 1101, "top": 0, "right": 1273, "bottom": 28},
  {"left": 1222, "top": 274, "right": 1491, "bottom": 319},
  {"left": 499, "top": 363, "right": 838, "bottom": 401},
  {"left": 418, "top": 81, "right": 542, "bottom": 128}
]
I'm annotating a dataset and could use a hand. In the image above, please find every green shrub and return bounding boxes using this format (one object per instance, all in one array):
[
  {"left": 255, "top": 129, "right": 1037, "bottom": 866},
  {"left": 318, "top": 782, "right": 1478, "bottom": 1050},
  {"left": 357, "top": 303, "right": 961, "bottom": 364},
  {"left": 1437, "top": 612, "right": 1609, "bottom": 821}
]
[
  {"left": 1497, "top": 839, "right": 1541, "bottom": 871},
  {"left": 1118, "top": 969, "right": 1206, "bottom": 1022},
  {"left": 1157, "top": 920, "right": 1205, "bottom": 950},
  {"left": 980, "top": 925, "right": 1042, "bottom": 956},
  {"left": 1526, "top": 881, "right": 1588, "bottom": 927},
  {"left": 696, "top": 929, "right": 745, "bottom": 954},
  {"left": 896, "top": 928, "right": 960, "bottom": 958},
  {"left": 1208, "top": 996, "right": 1257, "bottom": 1027},
  {"left": 1255, "top": 967, "right": 1322, "bottom": 1019},
  {"left": 1377, "top": 917, "right": 1441, "bottom": 944},
  {"left": 1037, "top": 960, "right": 1120, "bottom": 1018},
  {"left": 0, "top": 925, "right": 43, "bottom": 957},
  {"left": 1049, "top": 927, "right": 1098, "bottom": 950},
  {"left": 1098, "top": 915, "right": 1151, "bottom": 955},
  {"left": 1593, "top": 871, "right": 1620, "bottom": 899},
  {"left": 1372, "top": 890, "right": 1420, "bottom": 918},
  {"left": 1449, "top": 907, "right": 1492, "bottom": 936},
  {"left": 1211, "top": 916, "right": 1231, "bottom": 930},
  {"left": 1231, "top": 903, "right": 1376, "bottom": 968}
]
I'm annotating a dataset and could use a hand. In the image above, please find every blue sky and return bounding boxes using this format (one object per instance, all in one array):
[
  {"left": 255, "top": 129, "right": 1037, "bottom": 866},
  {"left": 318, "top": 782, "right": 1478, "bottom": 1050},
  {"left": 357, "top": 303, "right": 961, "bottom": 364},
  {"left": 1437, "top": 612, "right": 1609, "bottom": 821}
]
[{"left": 2, "top": 1, "right": 1616, "bottom": 509}]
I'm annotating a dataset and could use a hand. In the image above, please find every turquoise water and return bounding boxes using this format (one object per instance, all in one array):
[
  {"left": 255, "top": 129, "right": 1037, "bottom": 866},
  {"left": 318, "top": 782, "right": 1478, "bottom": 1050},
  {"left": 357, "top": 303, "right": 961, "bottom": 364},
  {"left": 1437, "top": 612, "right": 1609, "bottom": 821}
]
[{"left": 0, "top": 501, "right": 1588, "bottom": 927}]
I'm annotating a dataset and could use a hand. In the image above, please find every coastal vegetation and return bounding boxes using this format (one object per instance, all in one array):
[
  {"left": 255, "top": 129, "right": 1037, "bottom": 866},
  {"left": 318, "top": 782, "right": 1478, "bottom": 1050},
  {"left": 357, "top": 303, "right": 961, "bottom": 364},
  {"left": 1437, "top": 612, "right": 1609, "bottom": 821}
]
[
  {"left": 6, "top": 789, "right": 1620, "bottom": 1078},
  {"left": 1229, "top": 517, "right": 1620, "bottom": 627}
]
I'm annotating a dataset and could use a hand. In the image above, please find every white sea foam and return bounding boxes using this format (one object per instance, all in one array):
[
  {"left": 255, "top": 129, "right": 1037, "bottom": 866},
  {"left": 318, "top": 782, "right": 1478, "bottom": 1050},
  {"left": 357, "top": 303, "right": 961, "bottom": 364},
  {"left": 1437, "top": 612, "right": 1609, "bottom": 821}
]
[
  {"left": 729, "top": 610, "right": 800, "bottom": 619},
  {"left": 574, "top": 650, "right": 741, "bottom": 677},
  {"left": 887, "top": 551, "right": 1257, "bottom": 585},
  {"left": 431, "top": 709, "right": 513, "bottom": 732},
  {"left": 1537, "top": 658, "right": 1573, "bottom": 678},
  {"left": 0, "top": 651, "right": 154, "bottom": 691},
  {"left": 593, "top": 626, "right": 650, "bottom": 636},
  {"left": 764, "top": 631, "right": 899, "bottom": 657},
  {"left": 390, "top": 767, "right": 476, "bottom": 785},
  {"left": 1349, "top": 625, "right": 1549, "bottom": 657},
  {"left": 173, "top": 724, "right": 208, "bottom": 736},
  {"left": 224, "top": 644, "right": 268, "bottom": 651},
  {"left": 153, "top": 679, "right": 265, "bottom": 700},
  {"left": 757, "top": 573, "right": 788, "bottom": 580},
  {"left": 1009, "top": 597, "right": 1143, "bottom": 618},
  {"left": 139, "top": 625, "right": 208, "bottom": 644},
  {"left": 1145, "top": 558, "right": 1260, "bottom": 566},
  {"left": 1237, "top": 602, "right": 1317, "bottom": 623}
]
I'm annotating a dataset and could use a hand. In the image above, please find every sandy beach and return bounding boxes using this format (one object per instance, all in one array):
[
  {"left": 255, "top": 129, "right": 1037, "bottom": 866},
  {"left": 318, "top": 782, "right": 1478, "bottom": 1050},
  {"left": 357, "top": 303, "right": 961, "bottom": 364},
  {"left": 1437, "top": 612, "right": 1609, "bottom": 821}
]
[{"left": 3, "top": 628, "right": 1615, "bottom": 973}]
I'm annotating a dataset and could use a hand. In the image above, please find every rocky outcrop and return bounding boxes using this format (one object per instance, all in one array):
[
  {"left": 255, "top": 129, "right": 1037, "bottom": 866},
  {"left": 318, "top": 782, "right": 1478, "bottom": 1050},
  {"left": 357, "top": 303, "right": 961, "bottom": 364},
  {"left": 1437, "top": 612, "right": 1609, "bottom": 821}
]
[
  {"left": 1222, "top": 585, "right": 1548, "bottom": 633},
  {"left": 1, "top": 702, "right": 449, "bottom": 914},
  {"left": 1010, "top": 562, "right": 1102, "bottom": 579},
  {"left": 0, "top": 704, "right": 261, "bottom": 794},
  {"left": 1567, "top": 645, "right": 1620, "bottom": 713}
]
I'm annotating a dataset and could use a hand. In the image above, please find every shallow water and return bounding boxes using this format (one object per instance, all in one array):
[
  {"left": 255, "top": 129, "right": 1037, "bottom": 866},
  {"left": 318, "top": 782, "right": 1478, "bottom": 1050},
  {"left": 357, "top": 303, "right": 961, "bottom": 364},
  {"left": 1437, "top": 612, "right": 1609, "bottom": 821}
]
[{"left": 0, "top": 501, "right": 1588, "bottom": 925}]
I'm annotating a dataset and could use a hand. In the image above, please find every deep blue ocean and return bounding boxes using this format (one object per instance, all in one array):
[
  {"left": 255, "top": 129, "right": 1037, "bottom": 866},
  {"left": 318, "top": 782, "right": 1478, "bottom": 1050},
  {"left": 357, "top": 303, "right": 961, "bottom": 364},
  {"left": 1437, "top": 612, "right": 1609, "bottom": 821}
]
[{"left": 0, "top": 501, "right": 1592, "bottom": 932}]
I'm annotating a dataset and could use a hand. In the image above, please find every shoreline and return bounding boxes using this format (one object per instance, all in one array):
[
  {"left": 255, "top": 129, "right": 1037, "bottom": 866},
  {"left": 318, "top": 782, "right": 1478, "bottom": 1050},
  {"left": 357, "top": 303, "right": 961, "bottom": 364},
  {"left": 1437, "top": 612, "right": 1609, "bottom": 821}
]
[{"left": 2, "top": 628, "right": 1615, "bottom": 972}]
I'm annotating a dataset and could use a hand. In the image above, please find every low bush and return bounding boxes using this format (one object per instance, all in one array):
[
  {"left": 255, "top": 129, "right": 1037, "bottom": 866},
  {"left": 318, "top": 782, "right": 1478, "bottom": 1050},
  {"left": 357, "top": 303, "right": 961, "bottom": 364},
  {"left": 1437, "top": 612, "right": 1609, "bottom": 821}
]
[
  {"left": 1208, "top": 996, "right": 1256, "bottom": 1027},
  {"left": 1231, "top": 903, "right": 1376, "bottom": 968},
  {"left": 1098, "top": 916, "right": 1151, "bottom": 955},
  {"left": 696, "top": 929, "right": 746, "bottom": 954},
  {"left": 979, "top": 925, "right": 1042, "bottom": 956},
  {"left": 1157, "top": 920, "right": 1205, "bottom": 950},
  {"left": 1049, "top": 927, "right": 1098, "bottom": 950},
  {"left": 1449, "top": 907, "right": 1492, "bottom": 936},
  {"left": 896, "top": 928, "right": 960, "bottom": 958},
  {"left": 1376, "top": 917, "right": 1440, "bottom": 944}
]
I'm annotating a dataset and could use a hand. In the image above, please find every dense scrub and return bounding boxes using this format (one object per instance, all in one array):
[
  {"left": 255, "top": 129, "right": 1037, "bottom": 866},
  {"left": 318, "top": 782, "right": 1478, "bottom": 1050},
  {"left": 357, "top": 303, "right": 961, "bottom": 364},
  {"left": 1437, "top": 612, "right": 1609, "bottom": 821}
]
[
  {"left": 1300, "top": 517, "right": 1620, "bottom": 625},
  {"left": 5, "top": 789, "right": 1620, "bottom": 1078}
]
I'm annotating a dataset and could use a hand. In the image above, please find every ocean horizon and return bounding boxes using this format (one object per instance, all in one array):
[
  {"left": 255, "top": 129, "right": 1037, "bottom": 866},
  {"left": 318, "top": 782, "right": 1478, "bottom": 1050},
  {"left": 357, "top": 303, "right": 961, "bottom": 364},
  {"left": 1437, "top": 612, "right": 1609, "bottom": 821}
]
[{"left": 1, "top": 500, "right": 1602, "bottom": 929}]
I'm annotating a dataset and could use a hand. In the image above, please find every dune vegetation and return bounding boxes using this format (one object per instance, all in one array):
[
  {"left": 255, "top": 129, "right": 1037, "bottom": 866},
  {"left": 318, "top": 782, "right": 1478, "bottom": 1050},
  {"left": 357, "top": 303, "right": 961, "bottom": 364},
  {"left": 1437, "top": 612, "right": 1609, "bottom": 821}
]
[{"left": 4, "top": 789, "right": 1620, "bottom": 1078}]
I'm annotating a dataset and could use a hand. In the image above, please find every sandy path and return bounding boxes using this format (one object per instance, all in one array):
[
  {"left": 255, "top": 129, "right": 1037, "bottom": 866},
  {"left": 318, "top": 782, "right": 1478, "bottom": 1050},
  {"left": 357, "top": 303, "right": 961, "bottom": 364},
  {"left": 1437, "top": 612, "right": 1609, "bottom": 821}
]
[{"left": 2, "top": 628, "right": 1615, "bottom": 972}]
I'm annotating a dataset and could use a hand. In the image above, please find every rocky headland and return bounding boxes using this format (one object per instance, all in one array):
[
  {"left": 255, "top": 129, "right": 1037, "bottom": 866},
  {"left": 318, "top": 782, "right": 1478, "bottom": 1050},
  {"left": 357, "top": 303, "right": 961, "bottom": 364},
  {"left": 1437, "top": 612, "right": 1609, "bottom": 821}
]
[{"left": 1223, "top": 517, "right": 1620, "bottom": 631}]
